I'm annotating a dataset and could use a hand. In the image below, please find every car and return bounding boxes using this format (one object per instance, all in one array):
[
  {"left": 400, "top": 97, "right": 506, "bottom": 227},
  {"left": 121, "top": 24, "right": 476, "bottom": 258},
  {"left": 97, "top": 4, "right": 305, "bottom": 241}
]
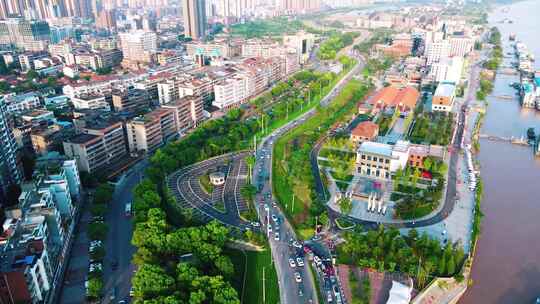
[
  {"left": 251, "top": 221, "right": 260, "bottom": 227},
  {"left": 298, "top": 286, "right": 304, "bottom": 297},
  {"left": 130, "top": 287, "right": 135, "bottom": 297},
  {"left": 264, "top": 204, "right": 269, "bottom": 211},
  {"left": 312, "top": 234, "right": 321, "bottom": 241},
  {"left": 274, "top": 233, "right": 280, "bottom": 241},
  {"left": 267, "top": 225, "right": 272, "bottom": 233},
  {"left": 313, "top": 255, "right": 322, "bottom": 266},
  {"left": 294, "top": 272, "right": 302, "bottom": 283},
  {"left": 296, "top": 257, "right": 304, "bottom": 267},
  {"left": 271, "top": 214, "right": 278, "bottom": 222},
  {"left": 288, "top": 258, "right": 296, "bottom": 268},
  {"left": 292, "top": 241, "right": 302, "bottom": 248},
  {"left": 327, "top": 290, "right": 333, "bottom": 303}
]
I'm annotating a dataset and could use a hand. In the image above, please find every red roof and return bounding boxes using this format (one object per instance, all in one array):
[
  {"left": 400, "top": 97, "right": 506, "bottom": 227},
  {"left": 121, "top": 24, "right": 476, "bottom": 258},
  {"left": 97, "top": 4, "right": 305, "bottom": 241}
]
[
  {"left": 368, "top": 86, "right": 419, "bottom": 110},
  {"left": 351, "top": 121, "right": 379, "bottom": 138}
]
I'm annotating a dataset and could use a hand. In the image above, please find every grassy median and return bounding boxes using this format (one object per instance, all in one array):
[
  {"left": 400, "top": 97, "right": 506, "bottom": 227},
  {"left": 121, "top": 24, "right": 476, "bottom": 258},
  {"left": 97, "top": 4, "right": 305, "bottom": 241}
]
[
  {"left": 228, "top": 247, "right": 280, "bottom": 304},
  {"left": 272, "top": 79, "right": 370, "bottom": 233}
]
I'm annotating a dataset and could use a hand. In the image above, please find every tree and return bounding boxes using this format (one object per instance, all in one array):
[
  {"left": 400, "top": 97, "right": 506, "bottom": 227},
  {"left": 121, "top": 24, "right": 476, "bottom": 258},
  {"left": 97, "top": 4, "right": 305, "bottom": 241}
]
[
  {"left": 0, "top": 56, "right": 8, "bottom": 74},
  {"left": 446, "top": 255, "right": 456, "bottom": 276},
  {"left": 132, "top": 263, "right": 176, "bottom": 298},
  {"left": 94, "top": 183, "right": 114, "bottom": 205},
  {"left": 26, "top": 69, "right": 39, "bottom": 81},
  {"left": 338, "top": 197, "right": 353, "bottom": 216},
  {"left": 438, "top": 255, "right": 446, "bottom": 276},
  {"left": 90, "top": 204, "right": 108, "bottom": 217},
  {"left": 240, "top": 184, "right": 256, "bottom": 203},
  {"left": 88, "top": 222, "right": 108, "bottom": 240},
  {"left": 86, "top": 277, "right": 103, "bottom": 299}
]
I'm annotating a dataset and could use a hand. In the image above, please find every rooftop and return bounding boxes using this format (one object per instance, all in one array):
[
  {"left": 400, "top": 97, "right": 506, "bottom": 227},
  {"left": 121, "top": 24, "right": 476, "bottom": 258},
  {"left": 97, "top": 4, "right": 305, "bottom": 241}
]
[
  {"left": 351, "top": 121, "right": 379, "bottom": 138},
  {"left": 434, "top": 83, "right": 456, "bottom": 98},
  {"left": 358, "top": 141, "right": 393, "bottom": 157},
  {"left": 65, "top": 133, "right": 100, "bottom": 144}
]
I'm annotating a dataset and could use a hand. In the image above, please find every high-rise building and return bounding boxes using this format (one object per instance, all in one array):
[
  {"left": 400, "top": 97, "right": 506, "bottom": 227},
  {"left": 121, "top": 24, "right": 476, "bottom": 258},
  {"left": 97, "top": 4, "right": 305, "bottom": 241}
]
[
  {"left": 0, "top": 18, "right": 50, "bottom": 51},
  {"left": 0, "top": 97, "right": 22, "bottom": 202},
  {"left": 182, "top": 0, "right": 206, "bottom": 40},
  {"left": 96, "top": 9, "right": 117, "bottom": 31},
  {"left": 118, "top": 30, "right": 157, "bottom": 63}
]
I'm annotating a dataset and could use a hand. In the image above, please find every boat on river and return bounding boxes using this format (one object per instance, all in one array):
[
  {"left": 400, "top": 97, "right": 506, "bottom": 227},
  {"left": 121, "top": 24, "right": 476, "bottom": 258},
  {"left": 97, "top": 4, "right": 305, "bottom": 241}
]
[{"left": 527, "top": 128, "right": 536, "bottom": 141}]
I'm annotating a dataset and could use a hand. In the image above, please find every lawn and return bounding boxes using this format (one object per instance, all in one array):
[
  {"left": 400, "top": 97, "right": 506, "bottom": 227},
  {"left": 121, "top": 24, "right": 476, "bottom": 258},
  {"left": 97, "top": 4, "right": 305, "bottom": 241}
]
[
  {"left": 231, "top": 17, "right": 304, "bottom": 38},
  {"left": 244, "top": 250, "right": 279, "bottom": 304},
  {"left": 199, "top": 174, "right": 214, "bottom": 194}
]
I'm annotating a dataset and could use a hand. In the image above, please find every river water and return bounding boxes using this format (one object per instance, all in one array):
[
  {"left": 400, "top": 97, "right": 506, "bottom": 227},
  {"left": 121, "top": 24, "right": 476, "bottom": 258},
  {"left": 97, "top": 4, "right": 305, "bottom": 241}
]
[{"left": 459, "top": 1, "right": 540, "bottom": 303}]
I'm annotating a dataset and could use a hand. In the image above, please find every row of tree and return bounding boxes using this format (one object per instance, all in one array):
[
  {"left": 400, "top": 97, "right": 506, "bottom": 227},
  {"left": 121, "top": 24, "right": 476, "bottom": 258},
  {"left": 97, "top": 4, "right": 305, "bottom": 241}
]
[{"left": 338, "top": 226, "right": 466, "bottom": 289}]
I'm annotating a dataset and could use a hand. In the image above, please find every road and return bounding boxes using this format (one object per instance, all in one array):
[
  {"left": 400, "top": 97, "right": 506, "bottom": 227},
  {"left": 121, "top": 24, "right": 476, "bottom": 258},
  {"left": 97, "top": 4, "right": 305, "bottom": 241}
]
[
  {"left": 102, "top": 160, "right": 147, "bottom": 303},
  {"left": 253, "top": 52, "right": 367, "bottom": 304},
  {"left": 167, "top": 151, "right": 253, "bottom": 230}
]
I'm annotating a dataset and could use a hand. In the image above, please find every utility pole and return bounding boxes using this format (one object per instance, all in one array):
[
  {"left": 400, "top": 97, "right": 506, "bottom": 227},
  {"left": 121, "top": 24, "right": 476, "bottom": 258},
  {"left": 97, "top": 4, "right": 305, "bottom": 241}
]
[{"left": 262, "top": 267, "right": 266, "bottom": 304}]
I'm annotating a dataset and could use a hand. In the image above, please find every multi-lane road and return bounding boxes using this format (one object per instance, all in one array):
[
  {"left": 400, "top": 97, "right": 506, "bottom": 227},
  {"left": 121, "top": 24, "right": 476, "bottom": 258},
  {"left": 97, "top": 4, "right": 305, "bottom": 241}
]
[{"left": 252, "top": 53, "right": 367, "bottom": 304}]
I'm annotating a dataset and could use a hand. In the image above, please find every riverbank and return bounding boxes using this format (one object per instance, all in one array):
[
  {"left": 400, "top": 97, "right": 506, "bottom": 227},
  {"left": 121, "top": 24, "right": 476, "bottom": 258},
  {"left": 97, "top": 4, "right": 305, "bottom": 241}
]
[{"left": 460, "top": 1, "right": 540, "bottom": 302}]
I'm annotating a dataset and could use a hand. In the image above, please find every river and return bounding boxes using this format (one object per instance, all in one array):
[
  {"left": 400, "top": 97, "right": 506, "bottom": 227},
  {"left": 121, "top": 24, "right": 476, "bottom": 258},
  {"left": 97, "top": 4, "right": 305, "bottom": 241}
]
[{"left": 459, "top": 1, "right": 540, "bottom": 303}]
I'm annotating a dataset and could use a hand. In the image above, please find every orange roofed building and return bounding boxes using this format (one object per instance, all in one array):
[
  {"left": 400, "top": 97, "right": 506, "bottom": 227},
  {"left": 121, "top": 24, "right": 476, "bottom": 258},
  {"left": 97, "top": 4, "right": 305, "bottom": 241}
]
[
  {"left": 368, "top": 86, "right": 420, "bottom": 112},
  {"left": 350, "top": 121, "right": 379, "bottom": 145}
]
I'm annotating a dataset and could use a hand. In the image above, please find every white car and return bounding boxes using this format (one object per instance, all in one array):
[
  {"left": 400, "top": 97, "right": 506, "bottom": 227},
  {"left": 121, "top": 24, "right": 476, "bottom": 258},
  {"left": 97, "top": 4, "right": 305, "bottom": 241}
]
[
  {"left": 271, "top": 214, "right": 278, "bottom": 222},
  {"left": 274, "top": 233, "right": 280, "bottom": 241},
  {"left": 294, "top": 272, "right": 302, "bottom": 283},
  {"left": 264, "top": 204, "right": 269, "bottom": 211},
  {"left": 288, "top": 258, "right": 296, "bottom": 268},
  {"left": 313, "top": 255, "right": 322, "bottom": 266},
  {"left": 296, "top": 257, "right": 304, "bottom": 267},
  {"left": 251, "top": 222, "right": 261, "bottom": 227},
  {"left": 267, "top": 225, "right": 272, "bottom": 233}
]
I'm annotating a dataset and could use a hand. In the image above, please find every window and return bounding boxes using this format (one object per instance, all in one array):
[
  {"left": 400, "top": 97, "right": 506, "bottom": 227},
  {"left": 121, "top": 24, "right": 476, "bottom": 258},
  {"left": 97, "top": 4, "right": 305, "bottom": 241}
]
[
  {"left": 385, "top": 159, "right": 390, "bottom": 164},
  {"left": 373, "top": 157, "right": 378, "bottom": 162},
  {"left": 367, "top": 156, "right": 371, "bottom": 161},
  {"left": 361, "top": 155, "right": 366, "bottom": 160}
]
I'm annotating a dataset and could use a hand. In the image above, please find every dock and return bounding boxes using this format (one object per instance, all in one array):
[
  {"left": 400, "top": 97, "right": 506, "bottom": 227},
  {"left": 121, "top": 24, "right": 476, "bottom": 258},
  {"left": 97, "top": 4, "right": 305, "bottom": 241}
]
[{"left": 478, "top": 134, "right": 530, "bottom": 146}]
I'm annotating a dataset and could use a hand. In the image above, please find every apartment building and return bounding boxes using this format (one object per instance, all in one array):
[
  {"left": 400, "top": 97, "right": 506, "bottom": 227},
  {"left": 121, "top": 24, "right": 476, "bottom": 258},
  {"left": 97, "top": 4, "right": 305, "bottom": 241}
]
[
  {"left": 186, "top": 40, "right": 240, "bottom": 59},
  {"left": 425, "top": 40, "right": 450, "bottom": 66},
  {"left": 162, "top": 95, "right": 204, "bottom": 134},
  {"left": 118, "top": 30, "right": 157, "bottom": 63},
  {"left": 30, "top": 125, "right": 73, "bottom": 156},
  {"left": 126, "top": 107, "right": 178, "bottom": 153},
  {"left": 3, "top": 92, "right": 42, "bottom": 113},
  {"left": 0, "top": 158, "right": 79, "bottom": 304},
  {"left": 71, "top": 93, "right": 111, "bottom": 111},
  {"left": 448, "top": 35, "right": 474, "bottom": 58},
  {"left": 241, "top": 39, "right": 283, "bottom": 58},
  {"left": 429, "top": 56, "right": 463, "bottom": 84},
  {"left": 283, "top": 31, "right": 315, "bottom": 64},
  {"left": 431, "top": 82, "right": 456, "bottom": 112},
  {"left": 213, "top": 75, "right": 249, "bottom": 109},
  {"left": 63, "top": 118, "right": 127, "bottom": 173},
  {"left": 111, "top": 87, "right": 150, "bottom": 114}
]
